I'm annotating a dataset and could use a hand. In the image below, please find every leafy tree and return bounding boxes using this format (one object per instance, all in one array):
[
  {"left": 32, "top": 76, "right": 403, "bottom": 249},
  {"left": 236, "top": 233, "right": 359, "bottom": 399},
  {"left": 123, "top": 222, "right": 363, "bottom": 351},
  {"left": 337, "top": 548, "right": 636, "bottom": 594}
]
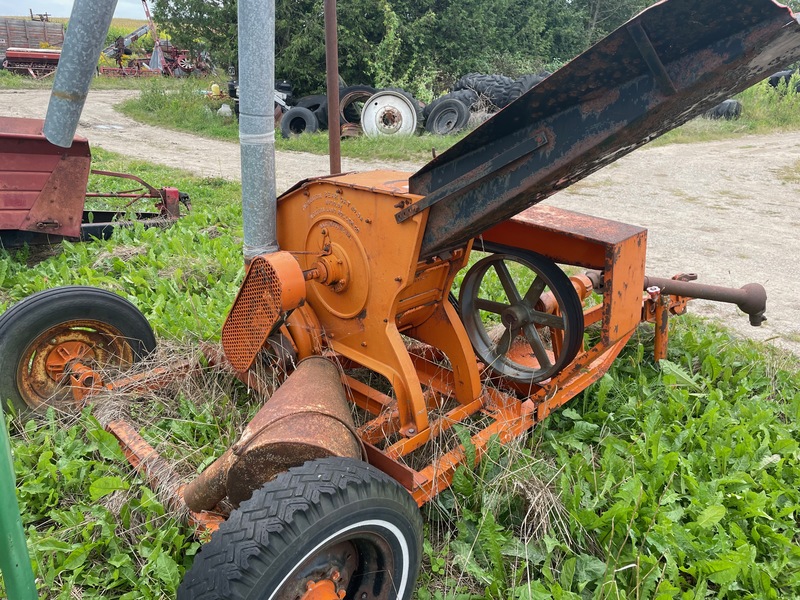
[
  {"left": 149, "top": 0, "right": 668, "bottom": 97},
  {"left": 152, "top": 0, "right": 238, "bottom": 69},
  {"left": 572, "top": 0, "right": 651, "bottom": 43}
]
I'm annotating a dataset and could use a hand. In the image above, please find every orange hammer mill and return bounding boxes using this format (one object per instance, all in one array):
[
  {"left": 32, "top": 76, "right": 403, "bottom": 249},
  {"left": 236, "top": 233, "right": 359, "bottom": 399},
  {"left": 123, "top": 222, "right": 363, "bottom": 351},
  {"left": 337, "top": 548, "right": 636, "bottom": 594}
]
[{"left": 1, "top": 0, "right": 799, "bottom": 598}]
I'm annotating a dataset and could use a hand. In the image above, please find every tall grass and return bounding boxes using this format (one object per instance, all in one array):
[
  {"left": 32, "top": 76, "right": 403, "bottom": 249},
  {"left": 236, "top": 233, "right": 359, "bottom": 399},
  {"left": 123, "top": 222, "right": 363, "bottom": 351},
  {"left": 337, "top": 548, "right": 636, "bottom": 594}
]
[
  {"left": 656, "top": 77, "right": 800, "bottom": 145},
  {"left": 1, "top": 148, "right": 798, "bottom": 598}
]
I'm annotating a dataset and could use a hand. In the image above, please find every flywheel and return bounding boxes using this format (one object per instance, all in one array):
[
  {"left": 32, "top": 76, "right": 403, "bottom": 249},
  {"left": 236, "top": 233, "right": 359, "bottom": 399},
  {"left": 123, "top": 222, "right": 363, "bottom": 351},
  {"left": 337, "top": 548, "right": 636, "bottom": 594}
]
[{"left": 458, "top": 244, "right": 584, "bottom": 384}]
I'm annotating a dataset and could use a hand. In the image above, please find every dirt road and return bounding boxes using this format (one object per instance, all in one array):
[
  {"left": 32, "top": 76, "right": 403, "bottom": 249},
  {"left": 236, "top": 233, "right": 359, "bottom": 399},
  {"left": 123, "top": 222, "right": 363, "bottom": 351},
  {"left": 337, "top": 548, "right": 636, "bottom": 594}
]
[{"left": 2, "top": 88, "right": 798, "bottom": 355}]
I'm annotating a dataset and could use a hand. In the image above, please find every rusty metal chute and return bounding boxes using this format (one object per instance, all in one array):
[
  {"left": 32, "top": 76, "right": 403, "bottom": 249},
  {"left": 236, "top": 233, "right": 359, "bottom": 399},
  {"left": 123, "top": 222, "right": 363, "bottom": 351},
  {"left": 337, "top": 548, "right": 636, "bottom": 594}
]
[{"left": 407, "top": 0, "right": 800, "bottom": 258}]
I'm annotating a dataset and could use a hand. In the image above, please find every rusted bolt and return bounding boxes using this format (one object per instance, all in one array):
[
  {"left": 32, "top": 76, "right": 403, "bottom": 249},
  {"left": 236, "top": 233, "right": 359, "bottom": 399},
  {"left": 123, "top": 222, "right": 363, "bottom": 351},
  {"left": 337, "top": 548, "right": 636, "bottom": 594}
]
[
  {"left": 331, "top": 570, "right": 340, "bottom": 582},
  {"left": 361, "top": 342, "right": 367, "bottom": 347}
]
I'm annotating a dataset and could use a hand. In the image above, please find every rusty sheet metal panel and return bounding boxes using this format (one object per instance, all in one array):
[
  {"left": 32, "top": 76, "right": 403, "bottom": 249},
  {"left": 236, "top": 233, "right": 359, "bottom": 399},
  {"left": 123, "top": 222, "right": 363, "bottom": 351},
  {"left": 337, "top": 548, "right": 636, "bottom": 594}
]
[
  {"left": 0, "top": 117, "right": 90, "bottom": 238},
  {"left": 408, "top": 0, "right": 800, "bottom": 259},
  {"left": 0, "top": 18, "right": 64, "bottom": 61}
]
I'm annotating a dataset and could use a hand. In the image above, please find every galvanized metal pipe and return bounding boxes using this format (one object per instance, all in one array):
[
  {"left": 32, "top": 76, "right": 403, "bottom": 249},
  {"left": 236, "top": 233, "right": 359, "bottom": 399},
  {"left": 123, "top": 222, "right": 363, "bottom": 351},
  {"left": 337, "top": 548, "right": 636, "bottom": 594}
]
[
  {"left": 238, "top": 0, "right": 279, "bottom": 260},
  {"left": 43, "top": 0, "right": 118, "bottom": 148},
  {"left": 0, "top": 407, "right": 37, "bottom": 600}
]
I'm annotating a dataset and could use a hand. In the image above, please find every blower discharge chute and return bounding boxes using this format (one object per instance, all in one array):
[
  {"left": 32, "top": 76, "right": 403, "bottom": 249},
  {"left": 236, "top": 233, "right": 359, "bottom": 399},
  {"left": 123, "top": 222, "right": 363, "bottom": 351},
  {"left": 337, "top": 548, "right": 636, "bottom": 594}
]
[{"left": 0, "top": 0, "right": 798, "bottom": 598}]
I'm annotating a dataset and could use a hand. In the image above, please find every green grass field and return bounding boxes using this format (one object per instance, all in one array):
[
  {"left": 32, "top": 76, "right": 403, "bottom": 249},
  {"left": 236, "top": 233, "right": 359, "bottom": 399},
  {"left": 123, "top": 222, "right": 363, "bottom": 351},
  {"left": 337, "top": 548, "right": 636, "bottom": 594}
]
[
  {"left": 2, "top": 55, "right": 800, "bottom": 598},
  {"left": 0, "top": 145, "right": 798, "bottom": 599}
]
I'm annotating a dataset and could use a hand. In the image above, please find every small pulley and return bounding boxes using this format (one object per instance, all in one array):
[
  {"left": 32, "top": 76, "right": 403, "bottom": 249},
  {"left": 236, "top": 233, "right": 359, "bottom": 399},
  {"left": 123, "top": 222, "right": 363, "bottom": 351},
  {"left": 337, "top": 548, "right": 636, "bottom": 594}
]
[{"left": 458, "top": 243, "right": 584, "bottom": 384}]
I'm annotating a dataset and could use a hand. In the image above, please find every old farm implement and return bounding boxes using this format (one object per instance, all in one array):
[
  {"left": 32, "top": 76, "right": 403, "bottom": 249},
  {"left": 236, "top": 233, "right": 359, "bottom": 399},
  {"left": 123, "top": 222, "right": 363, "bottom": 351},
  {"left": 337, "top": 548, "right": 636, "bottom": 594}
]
[
  {"left": 0, "top": 16, "right": 64, "bottom": 78},
  {"left": 0, "top": 116, "right": 189, "bottom": 247},
  {"left": 98, "top": 0, "right": 211, "bottom": 77},
  {"left": 1, "top": 0, "right": 798, "bottom": 598}
]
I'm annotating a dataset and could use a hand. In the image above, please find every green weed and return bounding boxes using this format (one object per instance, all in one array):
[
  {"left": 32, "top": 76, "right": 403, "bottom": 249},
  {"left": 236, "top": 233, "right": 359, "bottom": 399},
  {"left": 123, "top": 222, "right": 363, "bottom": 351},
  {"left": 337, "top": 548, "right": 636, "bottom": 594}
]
[
  {"left": 1, "top": 150, "right": 798, "bottom": 598},
  {"left": 656, "top": 77, "right": 800, "bottom": 146}
]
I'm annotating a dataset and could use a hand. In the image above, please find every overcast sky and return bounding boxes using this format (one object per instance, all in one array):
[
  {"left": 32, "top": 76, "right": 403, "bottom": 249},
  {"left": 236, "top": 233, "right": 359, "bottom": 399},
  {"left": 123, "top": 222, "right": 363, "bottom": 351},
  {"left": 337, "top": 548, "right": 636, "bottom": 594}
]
[{"left": 0, "top": 0, "right": 145, "bottom": 19}]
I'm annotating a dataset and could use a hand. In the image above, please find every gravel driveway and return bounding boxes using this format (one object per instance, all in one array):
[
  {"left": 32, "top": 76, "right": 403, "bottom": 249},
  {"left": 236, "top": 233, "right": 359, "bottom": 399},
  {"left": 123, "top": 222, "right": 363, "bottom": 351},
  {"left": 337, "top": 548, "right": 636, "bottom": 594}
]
[{"left": 2, "top": 88, "right": 798, "bottom": 355}]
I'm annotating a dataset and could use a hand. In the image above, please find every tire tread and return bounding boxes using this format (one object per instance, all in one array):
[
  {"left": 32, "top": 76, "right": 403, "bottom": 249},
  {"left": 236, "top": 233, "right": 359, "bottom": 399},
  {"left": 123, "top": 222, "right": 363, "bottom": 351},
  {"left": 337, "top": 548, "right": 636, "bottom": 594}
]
[{"left": 178, "top": 457, "right": 422, "bottom": 600}]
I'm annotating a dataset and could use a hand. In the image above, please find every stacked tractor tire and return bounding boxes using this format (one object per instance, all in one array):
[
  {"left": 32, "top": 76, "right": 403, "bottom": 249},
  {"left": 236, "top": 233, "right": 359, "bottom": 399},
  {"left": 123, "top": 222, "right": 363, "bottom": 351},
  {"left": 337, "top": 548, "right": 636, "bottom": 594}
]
[
  {"left": 261, "top": 71, "right": 552, "bottom": 139},
  {"left": 422, "top": 72, "right": 549, "bottom": 135},
  {"left": 279, "top": 85, "right": 425, "bottom": 139}
]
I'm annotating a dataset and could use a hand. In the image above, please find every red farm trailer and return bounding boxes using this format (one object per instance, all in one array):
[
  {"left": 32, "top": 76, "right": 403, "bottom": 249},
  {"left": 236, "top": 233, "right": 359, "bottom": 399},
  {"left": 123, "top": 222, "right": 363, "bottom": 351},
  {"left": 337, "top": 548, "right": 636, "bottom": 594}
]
[{"left": 0, "top": 116, "right": 189, "bottom": 247}]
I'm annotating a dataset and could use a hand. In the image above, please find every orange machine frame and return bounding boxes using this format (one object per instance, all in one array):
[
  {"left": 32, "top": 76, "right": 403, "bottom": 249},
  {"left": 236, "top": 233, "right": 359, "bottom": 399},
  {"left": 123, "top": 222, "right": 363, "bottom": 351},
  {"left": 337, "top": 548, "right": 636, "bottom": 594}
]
[{"left": 275, "top": 172, "right": 650, "bottom": 506}]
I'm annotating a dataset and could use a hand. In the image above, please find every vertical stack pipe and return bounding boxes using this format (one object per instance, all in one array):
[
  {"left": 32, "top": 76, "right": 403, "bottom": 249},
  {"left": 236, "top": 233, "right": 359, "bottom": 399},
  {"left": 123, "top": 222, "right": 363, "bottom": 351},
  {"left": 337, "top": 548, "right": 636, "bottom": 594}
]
[
  {"left": 43, "top": 0, "right": 118, "bottom": 148},
  {"left": 238, "top": 0, "right": 278, "bottom": 260},
  {"left": 324, "top": 0, "right": 341, "bottom": 174}
]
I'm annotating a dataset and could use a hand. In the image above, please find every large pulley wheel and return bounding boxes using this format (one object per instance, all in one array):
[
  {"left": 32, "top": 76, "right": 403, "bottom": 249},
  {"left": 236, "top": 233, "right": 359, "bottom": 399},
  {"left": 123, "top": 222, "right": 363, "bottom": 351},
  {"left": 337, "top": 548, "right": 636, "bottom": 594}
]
[
  {"left": 459, "top": 245, "right": 584, "bottom": 384},
  {"left": 179, "top": 457, "right": 423, "bottom": 600},
  {"left": 0, "top": 286, "right": 156, "bottom": 413}
]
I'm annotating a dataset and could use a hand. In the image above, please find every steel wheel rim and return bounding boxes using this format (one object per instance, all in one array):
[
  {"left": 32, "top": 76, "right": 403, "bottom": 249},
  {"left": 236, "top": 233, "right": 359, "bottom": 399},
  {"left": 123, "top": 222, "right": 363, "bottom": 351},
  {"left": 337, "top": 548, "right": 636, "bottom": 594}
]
[
  {"left": 361, "top": 91, "right": 418, "bottom": 137},
  {"left": 16, "top": 320, "right": 135, "bottom": 409},
  {"left": 430, "top": 104, "right": 462, "bottom": 134},
  {"left": 271, "top": 532, "right": 398, "bottom": 600}
]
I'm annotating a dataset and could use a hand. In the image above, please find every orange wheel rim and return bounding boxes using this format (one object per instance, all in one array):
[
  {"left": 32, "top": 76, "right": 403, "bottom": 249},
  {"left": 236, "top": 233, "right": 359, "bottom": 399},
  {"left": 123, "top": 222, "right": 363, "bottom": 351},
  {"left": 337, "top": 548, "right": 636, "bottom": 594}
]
[{"left": 16, "top": 320, "right": 134, "bottom": 409}]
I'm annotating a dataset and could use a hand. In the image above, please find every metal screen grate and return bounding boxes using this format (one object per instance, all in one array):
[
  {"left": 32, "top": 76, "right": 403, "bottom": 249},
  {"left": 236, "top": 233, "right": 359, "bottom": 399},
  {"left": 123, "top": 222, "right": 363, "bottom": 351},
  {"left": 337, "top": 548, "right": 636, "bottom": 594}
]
[{"left": 222, "top": 256, "right": 283, "bottom": 372}]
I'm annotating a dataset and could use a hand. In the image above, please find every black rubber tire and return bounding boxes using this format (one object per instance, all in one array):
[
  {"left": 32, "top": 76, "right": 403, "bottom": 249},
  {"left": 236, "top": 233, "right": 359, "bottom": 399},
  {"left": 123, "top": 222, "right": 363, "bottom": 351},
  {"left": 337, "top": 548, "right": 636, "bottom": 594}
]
[
  {"left": 702, "top": 99, "right": 743, "bottom": 120},
  {"left": 768, "top": 69, "right": 794, "bottom": 88},
  {"left": 423, "top": 90, "right": 479, "bottom": 119},
  {"left": 451, "top": 72, "right": 485, "bottom": 92},
  {"left": 339, "top": 85, "right": 377, "bottom": 124},
  {"left": 279, "top": 106, "right": 319, "bottom": 138},
  {"left": 314, "top": 103, "right": 329, "bottom": 130},
  {"left": 505, "top": 72, "right": 550, "bottom": 105},
  {"left": 0, "top": 286, "right": 156, "bottom": 413},
  {"left": 178, "top": 457, "right": 423, "bottom": 600},
  {"left": 295, "top": 94, "right": 327, "bottom": 112},
  {"left": 425, "top": 98, "right": 469, "bottom": 135},
  {"left": 452, "top": 74, "right": 514, "bottom": 109}
]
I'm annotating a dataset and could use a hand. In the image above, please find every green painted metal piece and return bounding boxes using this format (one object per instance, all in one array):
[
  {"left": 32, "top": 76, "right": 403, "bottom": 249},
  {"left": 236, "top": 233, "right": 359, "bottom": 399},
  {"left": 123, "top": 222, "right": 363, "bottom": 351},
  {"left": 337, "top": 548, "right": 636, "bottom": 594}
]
[{"left": 0, "top": 406, "right": 37, "bottom": 599}]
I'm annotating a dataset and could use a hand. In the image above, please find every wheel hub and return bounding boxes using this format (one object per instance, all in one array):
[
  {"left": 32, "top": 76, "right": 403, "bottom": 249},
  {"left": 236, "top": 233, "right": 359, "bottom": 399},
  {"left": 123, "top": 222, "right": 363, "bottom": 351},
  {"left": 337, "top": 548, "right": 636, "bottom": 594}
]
[
  {"left": 377, "top": 106, "right": 402, "bottom": 134},
  {"left": 281, "top": 541, "right": 356, "bottom": 600},
  {"left": 16, "top": 321, "right": 134, "bottom": 409},
  {"left": 301, "top": 578, "right": 345, "bottom": 600},
  {"left": 44, "top": 340, "right": 93, "bottom": 380},
  {"left": 501, "top": 304, "right": 532, "bottom": 330}
]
